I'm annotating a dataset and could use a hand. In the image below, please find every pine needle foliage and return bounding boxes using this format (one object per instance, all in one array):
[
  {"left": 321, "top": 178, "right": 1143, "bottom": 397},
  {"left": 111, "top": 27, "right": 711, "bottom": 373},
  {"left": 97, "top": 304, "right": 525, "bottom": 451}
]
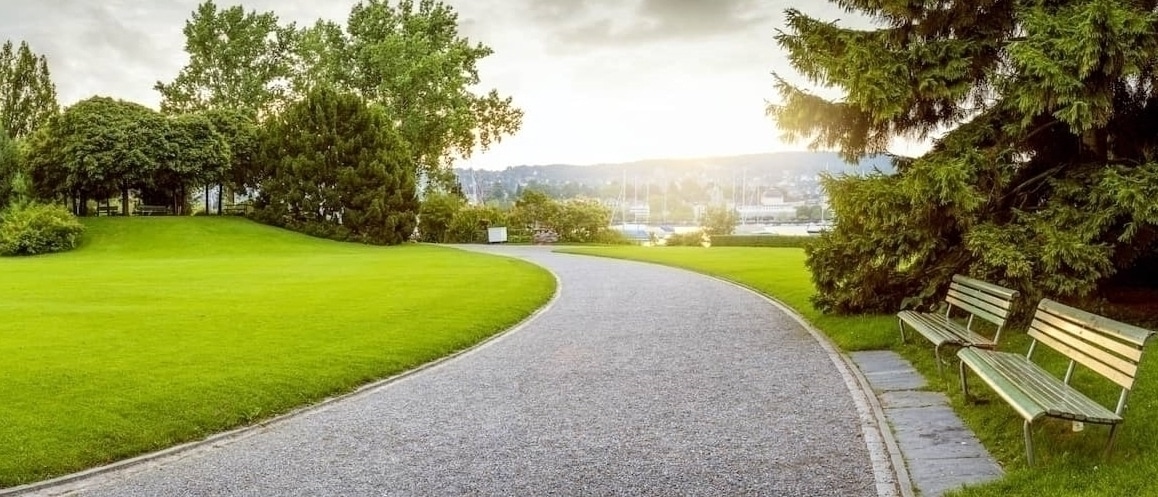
[{"left": 771, "top": 0, "right": 1158, "bottom": 314}]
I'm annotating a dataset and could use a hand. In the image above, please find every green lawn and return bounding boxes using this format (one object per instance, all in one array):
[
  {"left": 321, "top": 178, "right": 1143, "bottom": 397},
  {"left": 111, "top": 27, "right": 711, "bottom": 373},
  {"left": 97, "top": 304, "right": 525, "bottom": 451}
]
[
  {"left": 561, "top": 246, "right": 1158, "bottom": 497},
  {"left": 0, "top": 217, "right": 554, "bottom": 488}
]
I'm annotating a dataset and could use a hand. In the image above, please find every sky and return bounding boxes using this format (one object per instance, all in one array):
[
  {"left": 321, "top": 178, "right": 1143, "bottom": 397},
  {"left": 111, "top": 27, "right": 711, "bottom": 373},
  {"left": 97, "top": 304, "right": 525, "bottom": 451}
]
[{"left": 0, "top": 0, "right": 915, "bottom": 169}]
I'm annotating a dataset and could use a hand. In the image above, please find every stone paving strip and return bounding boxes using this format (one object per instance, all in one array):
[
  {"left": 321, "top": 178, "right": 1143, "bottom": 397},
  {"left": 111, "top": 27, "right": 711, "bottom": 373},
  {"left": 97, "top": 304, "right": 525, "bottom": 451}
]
[
  {"left": 12, "top": 246, "right": 909, "bottom": 496},
  {"left": 851, "top": 351, "right": 1003, "bottom": 496}
]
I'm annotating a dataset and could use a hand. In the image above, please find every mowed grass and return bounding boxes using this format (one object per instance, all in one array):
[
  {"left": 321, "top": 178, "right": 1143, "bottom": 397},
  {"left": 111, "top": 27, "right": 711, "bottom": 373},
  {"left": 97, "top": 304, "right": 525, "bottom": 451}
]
[
  {"left": 561, "top": 246, "right": 1158, "bottom": 497},
  {"left": 0, "top": 217, "right": 554, "bottom": 488}
]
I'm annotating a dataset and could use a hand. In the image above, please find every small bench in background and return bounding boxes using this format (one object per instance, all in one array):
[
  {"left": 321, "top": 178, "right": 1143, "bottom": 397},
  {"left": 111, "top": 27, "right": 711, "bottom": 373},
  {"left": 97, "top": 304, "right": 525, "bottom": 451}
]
[
  {"left": 95, "top": 205, "right": 121, "bottom": 216},
  {"left": 134, "top": 205, "right": 171, "bottom": 216},
  {"left": 898, "top": 275, "right": 1020, "bottom": 373},
  {"left": 221, "top": 204, "right": 248, "bottom": 216},
  {"left": 958, "top": 299, "right": 1156, "bottom": 465}
]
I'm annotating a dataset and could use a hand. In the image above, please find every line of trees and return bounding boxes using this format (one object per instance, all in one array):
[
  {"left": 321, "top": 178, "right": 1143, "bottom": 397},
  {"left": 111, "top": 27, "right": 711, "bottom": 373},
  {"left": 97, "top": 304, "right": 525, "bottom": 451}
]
[
  {"left": 1, "top": 0, "right": 521, "bottom": 246},
  {"left": 418, "top": 188, "right": 619, "bottom": 244}
]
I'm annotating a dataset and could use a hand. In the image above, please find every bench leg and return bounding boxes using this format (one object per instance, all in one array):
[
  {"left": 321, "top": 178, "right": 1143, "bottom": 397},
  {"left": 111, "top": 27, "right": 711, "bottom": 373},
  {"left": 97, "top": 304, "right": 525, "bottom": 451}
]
[
  {"left": 1105, "top": 424, "right": 1120, "bottom": 459},
  {"left": 897, "top": 317, "right": 907, "bottom": 344},
  {"left": 959, "top": 359, "right": 970, "bottom": 400},
  {"left": 934, "top": 342, "right": 948, "bottom": 376},
  {"left": 1024, "top": 420, "right": 1035, "bottom": 466}
]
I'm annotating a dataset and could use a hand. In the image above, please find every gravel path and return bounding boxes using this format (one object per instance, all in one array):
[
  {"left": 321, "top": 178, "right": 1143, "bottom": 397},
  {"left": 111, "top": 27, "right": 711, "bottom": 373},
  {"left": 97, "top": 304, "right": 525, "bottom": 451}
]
[{"left": 23, "top": 246, "right": 882, "bottom": 496}]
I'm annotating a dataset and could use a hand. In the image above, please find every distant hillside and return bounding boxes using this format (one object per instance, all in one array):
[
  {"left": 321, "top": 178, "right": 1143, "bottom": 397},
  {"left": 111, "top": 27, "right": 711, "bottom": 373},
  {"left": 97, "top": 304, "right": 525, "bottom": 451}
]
[{"left": 455, "top": 151, "right": 893, "bottom": 191}]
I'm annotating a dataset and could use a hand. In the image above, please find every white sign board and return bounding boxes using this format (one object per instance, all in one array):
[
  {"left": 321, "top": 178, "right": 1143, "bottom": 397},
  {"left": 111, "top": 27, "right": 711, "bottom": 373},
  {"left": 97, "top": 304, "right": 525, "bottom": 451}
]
[{"left": 487, "top": 226, "right": 508, "bottom": 244}]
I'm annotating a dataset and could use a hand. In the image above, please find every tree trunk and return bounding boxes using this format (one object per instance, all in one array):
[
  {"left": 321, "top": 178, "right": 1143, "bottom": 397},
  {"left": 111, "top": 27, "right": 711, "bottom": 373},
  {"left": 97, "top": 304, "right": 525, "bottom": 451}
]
[
  {"left": 205, "top": 184, "right": 211, "bottom": 214},
  {"left": 122, "top": 186, "right": 130, "bottom": 216},
  {"left": 217, "top": 184, "right": 224, "bottom": 215}
]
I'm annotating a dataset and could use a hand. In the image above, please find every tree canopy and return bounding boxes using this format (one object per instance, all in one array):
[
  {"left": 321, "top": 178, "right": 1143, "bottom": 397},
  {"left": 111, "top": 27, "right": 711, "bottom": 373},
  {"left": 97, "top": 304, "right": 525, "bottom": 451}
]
[
  {"left": 342, "top": 0, "right": 521, "bottom": 179},
  {"left": 155, "top": 1, "right": 294, "bottom": 116},
  {"left": 151, "top": 0, "right": 520, "bottom": 236},
  {"left": 771, "top": 1, "right": 1158, "bottom": 313},
  {"left": 0, "top": 40, "right": 58, "bottom": 140},
  {"left": 25, "top": 97, "right": 233, "bottom": 215},
  {"left": 26, "top": 97, "right": 166, "bottom": 215},
  {"left": 254, "top": 85, "right": 417, "bottom": 245}
]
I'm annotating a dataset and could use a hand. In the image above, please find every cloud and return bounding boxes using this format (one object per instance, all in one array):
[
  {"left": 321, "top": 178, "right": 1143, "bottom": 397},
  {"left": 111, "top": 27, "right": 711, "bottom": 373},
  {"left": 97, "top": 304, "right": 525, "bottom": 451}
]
[{"left": 528, "top": 0, "right": 774, "bottom": 50}]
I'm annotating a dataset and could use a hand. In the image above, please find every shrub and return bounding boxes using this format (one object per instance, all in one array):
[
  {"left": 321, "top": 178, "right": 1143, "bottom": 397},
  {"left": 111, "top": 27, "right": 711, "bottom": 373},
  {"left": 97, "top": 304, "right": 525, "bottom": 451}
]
[
  {"left": 709, "top": 235, "right": 814, "bottom": 248},
  {"left": 0, "top": 202, "right": 86, "bottom": 256},
  {"left": 445, "top": 204, "right": 508, "bottom": 243},
  {"left": 701, "top": 205, "right": 739, "bottom": 235},
  {"left": 666, "top": 231, "right": 707, "bottom": 246}
]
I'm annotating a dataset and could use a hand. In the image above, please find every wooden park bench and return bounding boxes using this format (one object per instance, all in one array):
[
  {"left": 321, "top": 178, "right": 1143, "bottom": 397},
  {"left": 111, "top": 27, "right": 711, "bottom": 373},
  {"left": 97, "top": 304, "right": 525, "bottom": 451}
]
[
  {"left": 95, "top": 205, "right": 121, "bottom": 216},
  {"left": 958, "top": 299, "right": 1156, "bottom": 465},
  {"left": 134, "top": 205, "right": 171, "bottom": 216},
  {"left": 898, "top": 275, "right": 1020, "bottom": 373},
  {"left": 221, "top": 204, "right": 248, "bottom": 216}
]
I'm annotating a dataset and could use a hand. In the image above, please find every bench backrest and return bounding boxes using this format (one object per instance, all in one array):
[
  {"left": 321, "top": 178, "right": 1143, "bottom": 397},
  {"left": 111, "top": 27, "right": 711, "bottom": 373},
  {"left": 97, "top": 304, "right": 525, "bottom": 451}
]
[
  {"left": 1028, "top": 299, "right": 1156, "bottom": 413},
  {"left": 945, "top": 275, "right": 1019, "bottom": 337}
]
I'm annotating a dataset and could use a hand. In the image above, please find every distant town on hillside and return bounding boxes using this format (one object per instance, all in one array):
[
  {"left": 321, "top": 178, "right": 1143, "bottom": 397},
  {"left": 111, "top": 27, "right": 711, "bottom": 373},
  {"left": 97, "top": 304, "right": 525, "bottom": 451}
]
[{"left": 454, "top": 151, "right": 895, "bottom": 227}]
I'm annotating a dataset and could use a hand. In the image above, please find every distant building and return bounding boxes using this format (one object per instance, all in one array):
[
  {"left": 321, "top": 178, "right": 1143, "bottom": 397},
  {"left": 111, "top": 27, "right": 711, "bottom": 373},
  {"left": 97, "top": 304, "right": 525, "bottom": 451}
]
[{"left": 759, "top": 189, "right": 785, "bottom": 206}]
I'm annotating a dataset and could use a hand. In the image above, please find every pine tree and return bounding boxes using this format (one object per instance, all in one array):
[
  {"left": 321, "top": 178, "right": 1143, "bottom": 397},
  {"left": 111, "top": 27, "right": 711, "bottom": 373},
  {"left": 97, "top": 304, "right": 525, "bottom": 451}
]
[
  {"left": 255, "top": 86, "right": 417, "bottom": 244},
  {"left": 771, "top": 1, "right": 1158, "bottom": 313}
]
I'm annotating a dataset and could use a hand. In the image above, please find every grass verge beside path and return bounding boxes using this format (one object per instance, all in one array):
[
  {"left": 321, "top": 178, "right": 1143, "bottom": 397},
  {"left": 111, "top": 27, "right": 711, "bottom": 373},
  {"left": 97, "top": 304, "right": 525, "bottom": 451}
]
[
  {"left": 0, "top": 217, "right": 555, "bottom": 488},
  {"left": 561, "top": 246, "right": 1158, "bottom": 497}
]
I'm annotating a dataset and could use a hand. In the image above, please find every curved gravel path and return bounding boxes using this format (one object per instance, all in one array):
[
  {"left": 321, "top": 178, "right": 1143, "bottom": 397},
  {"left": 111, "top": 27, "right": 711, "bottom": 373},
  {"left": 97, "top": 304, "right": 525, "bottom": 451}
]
[{"left": 19, "top": 246, "right": 888, "bottom": 497}]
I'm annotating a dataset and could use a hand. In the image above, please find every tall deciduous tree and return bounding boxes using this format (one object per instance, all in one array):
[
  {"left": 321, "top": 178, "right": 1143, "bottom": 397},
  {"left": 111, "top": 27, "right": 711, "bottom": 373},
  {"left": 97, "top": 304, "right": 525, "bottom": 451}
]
[
  {"left": 326, "top": 0, "right": 521, "bottom": 184},
  {"left": 289, "top": 20, "right": 349, "bottom": 97},
  {"left": 0, "top": 125, "right": 18, "bottom": 208},
  {"left": 0, "top": 40, "right": 58, "bottom": 139},
  {"left": 771, "top": 1, "right": 1158, "bottom": 314},
  {"left": 255, "top": 86, "right": 417, "bottom": 245},
  {"left": 155, "top": 1, "right": 295, "bottom": 116}
]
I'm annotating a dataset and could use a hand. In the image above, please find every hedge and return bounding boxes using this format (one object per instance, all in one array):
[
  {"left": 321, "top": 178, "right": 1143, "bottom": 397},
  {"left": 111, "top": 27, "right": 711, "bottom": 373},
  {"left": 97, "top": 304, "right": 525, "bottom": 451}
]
[{"left": 709, "top": 234, "right": 813, "bottom": 248}]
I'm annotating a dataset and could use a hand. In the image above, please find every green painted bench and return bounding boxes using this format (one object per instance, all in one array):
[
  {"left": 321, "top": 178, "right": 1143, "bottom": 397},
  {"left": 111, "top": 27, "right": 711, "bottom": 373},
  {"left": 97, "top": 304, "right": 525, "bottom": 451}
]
[
  {"left": 958, "top": 299, "right": 1156, "bottom": 465},
  {"left": 221, "top": 204, "right": 248, "bottom": 215},
  {"left": 898, "top": 275, "right": 1020, "bottom": 373},
  {"left": 134, "top": 205, "right": 171, "bottom": 216}
]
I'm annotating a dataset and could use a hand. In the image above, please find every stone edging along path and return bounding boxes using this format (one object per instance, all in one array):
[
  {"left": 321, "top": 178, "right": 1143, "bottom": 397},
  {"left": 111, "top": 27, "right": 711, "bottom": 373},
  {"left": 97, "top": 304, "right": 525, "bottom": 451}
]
[{"left": 9, "top": 246, "right": 912, "bottom": 496}]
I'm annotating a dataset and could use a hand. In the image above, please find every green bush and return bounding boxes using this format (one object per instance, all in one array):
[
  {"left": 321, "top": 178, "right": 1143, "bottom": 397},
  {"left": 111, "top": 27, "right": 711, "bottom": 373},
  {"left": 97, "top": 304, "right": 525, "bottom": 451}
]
[
  {"left": 710, "top": 234, "right": 813, "bottom": 248},
  {"left": 666, "top": 231, "right": 706, "bottom": 246},
  {"left": 0, "top": 202, "right": 86, "bottom": 256}
]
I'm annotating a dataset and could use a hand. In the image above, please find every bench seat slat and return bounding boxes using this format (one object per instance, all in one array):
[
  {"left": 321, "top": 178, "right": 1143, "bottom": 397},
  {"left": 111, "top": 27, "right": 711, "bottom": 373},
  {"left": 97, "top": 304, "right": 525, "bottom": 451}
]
[
  {"left": 898, "top": 311, "right": 994, "bottom": 348},
  {"left": 958, "top": 348, "right": 1121, "bottom": 424}
]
